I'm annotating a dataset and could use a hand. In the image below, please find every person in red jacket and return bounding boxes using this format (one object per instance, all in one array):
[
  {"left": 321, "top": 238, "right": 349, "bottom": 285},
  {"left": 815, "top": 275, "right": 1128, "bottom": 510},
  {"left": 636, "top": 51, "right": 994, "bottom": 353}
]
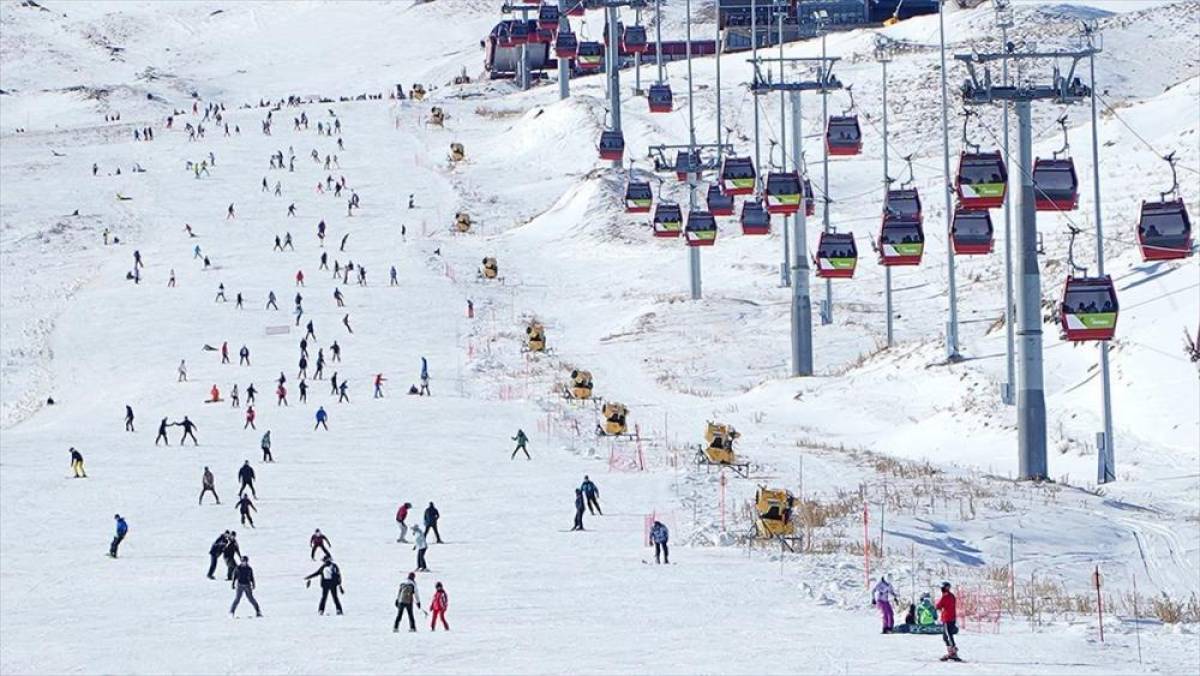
[
  {"left": 295, "top": 269, "right": 305, "bottom": 286},
  {"left": 395, "top": 502, "right": 412, "bottom": 543},
  {"left": 935, "top": 581, "right": 960, "bottom": 662},
  {"left": 430, "top": 581, "right": 449, "bottom": 631},
  {"left": 244, "top": 405, "right": 256, "bottom": 430},
  {"left": 310, "top": 529, "right": 331, "bottom": 560}
]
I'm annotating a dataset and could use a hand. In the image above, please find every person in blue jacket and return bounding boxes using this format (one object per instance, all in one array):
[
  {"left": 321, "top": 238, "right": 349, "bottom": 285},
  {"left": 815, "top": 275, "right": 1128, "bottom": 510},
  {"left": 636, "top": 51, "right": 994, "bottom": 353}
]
[
  {"left": 571, "top": 489, "right": 585, "bottom": 531},
  {"left": 109, "top": 514, "right": 128, "bottom": 558},
  {"left": 650, "top": 521, "right": 670, "bottom": 564},
  {"left": 581, "top": 475, "right": 602, "bottom": 515},
  {"left": 314, "top": 406, "right": 329, "bottom": 430}
]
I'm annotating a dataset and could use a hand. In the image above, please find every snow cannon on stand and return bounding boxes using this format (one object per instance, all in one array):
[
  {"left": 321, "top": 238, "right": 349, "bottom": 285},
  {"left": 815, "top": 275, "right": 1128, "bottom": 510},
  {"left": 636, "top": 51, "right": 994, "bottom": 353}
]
[
  {"left": 525, "top": 321, "right": 546, "bottom": 353},
  {"left": 754, "top": 486, "right": 799, "bottom": 550},
  {"left": 697, "top": 422, "right": 749, "bottom": 476},
  {"left": 597, "top": 402, "right": 628, "bottom": 437},
  {"left": 566, "top": 369, "right": 593, "bottom": 400},
  {"left": 455, "top": 212, "right": 473, "bottom": 233},
  {"left": 480, "top": 257, "right": 499, "bottom": 280}
]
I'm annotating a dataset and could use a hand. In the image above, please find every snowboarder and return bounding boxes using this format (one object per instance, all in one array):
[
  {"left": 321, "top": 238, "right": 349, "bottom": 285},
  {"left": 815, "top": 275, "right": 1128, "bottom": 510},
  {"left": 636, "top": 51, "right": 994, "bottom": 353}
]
[
  {"left": 430, "top": 582, "right": 449, "bottom": 631},
  {"left": 413, "top": 527, "right": 429, "bottom": 572},
  {"left": 155, "top": 417, "right": 171, "bottom": 446},
  {"left": 571, "top": 489, "right": 585, "bottom": 531},
  {"left": 873, "top": 576, "right": 899, "bottom": 634},
  {"left": 314, "top": 406, "right": 329, "bottom": 430},
  {"left": 109, "top": 514, "right": 128, "bottom": 558},
  {"left": 304, "top": 555, "right": 344, "bottom": 615},
  {"left": 395, "top": 501, "right": 412, "bottom": 543},
  {"left": 236, "top": 494, "right": 257, "bottom": 527},
  {"left": 310, "top": 529, "right": 331, "bottom": 560},
  {"left": 178, "top": 416, "right": 199, "bottom": 445},
  {"left": 936, "top": 582, "right": 960, "bottom": 662},
  {"left": 423, "top": 502, "right": 442, "bottom": 544},
  {"left": 69, "top": 447, "right": 86, "bottom": 478},
  {"left": 261, "top": 431, "right": 273, "bottom": 462},
  {"left": 207, "top": 531, "right": 228, "bottom": 579},
  {"left": 650, "top": 520, "right": 670, "bottom": 564},
  {"left": 394, "top": 572, "right": 421, "bottom": 632},
  {"left": 200, "top": 466, "right": 220, "bottom": 504},
  {"left": 511, "top": 429, "right": 530, "bottom": 460},
  {"left": 238, "top": 460, "right": 257, "bottom": 498},
  {"left": 581, "top": 476, "right": 601, "bottom": 515},
  {"left": 230, "top": 556, "right": 262, "bottom": 617},
  {"left": 124, "top": 405, "right": 135, "bottom": 432}
]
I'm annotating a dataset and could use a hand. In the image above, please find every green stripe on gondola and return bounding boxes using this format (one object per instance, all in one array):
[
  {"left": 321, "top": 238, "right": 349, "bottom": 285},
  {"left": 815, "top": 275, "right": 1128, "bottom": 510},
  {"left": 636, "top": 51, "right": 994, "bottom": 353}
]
[
  {"left": 578, "top": 56, "right": 602, "bottom": 65},
  {"left": 658, "top": 222, "right": 682, "bottom": 230},
  {"left": 962, "top": 183, "right": 1005, "bottom": 198},
  {"left": 768, "top": 194, "right": 801, "bottom": 204},
  {"left": 689, "top": 230, "right": 717, "bottom": 239},
  {"left": 730, "top": 178, "right": 756, "bottom": 189},
  {"left": 628, "top": 198, "right": 652, "bottom": 207},
  {"left": 821, "top": 257, "right": 855, "bottom": 269},
  {"left": 1068, "top": 312, "right": 1117, "bottom": 329},
  {"left": 888, "top": 243, "right": 923, "bottom": 256}
]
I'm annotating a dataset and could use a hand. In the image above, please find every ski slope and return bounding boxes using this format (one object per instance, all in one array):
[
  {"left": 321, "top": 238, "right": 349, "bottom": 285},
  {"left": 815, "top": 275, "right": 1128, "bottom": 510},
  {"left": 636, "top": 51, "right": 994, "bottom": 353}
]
[{"left": 1, "top": 1, "right": 1197, "bottom": 673}]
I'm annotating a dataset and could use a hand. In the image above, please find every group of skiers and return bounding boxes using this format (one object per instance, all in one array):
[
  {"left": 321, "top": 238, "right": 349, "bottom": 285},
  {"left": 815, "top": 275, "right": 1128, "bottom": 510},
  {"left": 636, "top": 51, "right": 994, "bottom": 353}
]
[{"left": 872, "top": 576, "right": 962, "bottom": 661}]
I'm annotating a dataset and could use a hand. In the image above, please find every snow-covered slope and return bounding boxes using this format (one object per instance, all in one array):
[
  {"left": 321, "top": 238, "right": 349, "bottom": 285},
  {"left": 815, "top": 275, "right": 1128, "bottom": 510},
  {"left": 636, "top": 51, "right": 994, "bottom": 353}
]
[{"left": 1, "top": 0, "right": 1197, "bottom": 673}]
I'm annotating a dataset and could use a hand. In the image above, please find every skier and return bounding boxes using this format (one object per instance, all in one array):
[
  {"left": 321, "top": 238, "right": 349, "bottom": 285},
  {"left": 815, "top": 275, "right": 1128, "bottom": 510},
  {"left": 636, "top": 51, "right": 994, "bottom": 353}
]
[
  {"left": 511, "top": 428, "right": 530, "bottom": 460},
  {"left": 246, "top": 383, "right": 257, "bottom": 405},
  {"left": 298, "top": 356, "right": 308, "bottom": 380},
  {"left": 295, "top": 269, "right": 305, "bottom": 287},
  {"left": 419, "top": 357, "right": 430, "bottom": 395},
  {"left": 314, "top": 406, "right": 329, "bottom": 430},
  {"left": 310, "top": 529, "right": 331, "bottom": 560},
  {"left": 227, "top": 204, "right": 235, "bottom": 219},
  {"left": 337, "top": 380, "right": 349, "bottom": 403},
  {"left": 390, "top": 266, "right": 398, "bottom": 286},
  {"left": 239, "top": 346, "right": 251, "bottom": 366},
  {"left": 235, "top": 292, "right": 244, "bottom": 310},
  {"left": 467, "top": 299, "right": 474, "bottom": 319},
  {"left": 581, "top": 475, "right": 602, "bottom": 515},
  {"left": 298, "top": 379, "right": 308, "bottom": 403},
  {"left": 277, "top": 383, "right": 289, "bottom": 406},
  {"left": 222, "top": 532, "right": 241, "bottom": 580},
  {"left": 394, "top": 572, "right": 421, "bottom": 632},
  {"left": 216, "top": 283, "right": 227, "bottom": 303},
  {"left": 124, "top": 405, "right": 135, "bottom": 432},
  {"left": 231, "top": 384, "right": 241, "bottom": 407},
  {"left": 109, "top": 514, "right": 129, "bottom": 558},
  {"left": 238, "top": 460, "right": 257, "bottom": 498},
  {"left": 220, "top": 342, "right": 230, "bottom": 364},
  {"left": 178, "top": 360, "right": 188, "bottom": 382},
  {"left": 155, "top": 417, "right": 171, "bottom": 446},
  {"left": 342, "top": 313, "right": 353, "bottom": 334},
  {"left": 873, "top": 576, "right": 899, "bottom": 634},
  {"left": 266, "top": 291, "right": 278, "bottom": 310},
  {"left": 571, "top": 489, "right": 585, "bottom": 531},
  {"left": 413, "top": 526, "right": 429, "bottom": 572},
  {"left": 936, "top": 582, "right": 961, "bottom": 662},
  {"left": 261, "top": 431, "right": 273, "bottom": 462},
  {"left": 430, "top": 582, "right": 449, "bottom": 631},
  {"left": 69, "top": 447, "right": 87, "bottom": 478},
  {"left": 423, "top": 502, "right": 442, "bottom": 544},
  {"left": 230, "top": 556, "right": 262, "bottom": 617},
  {"left": 178, "top": 416, "right": 199, "bottom": 445},
  {"left": 239, "top": 405, "right": 255, "bottom": 430},
  {"left": 284, "top": 233, "right": 294, "bottom": 250},
  {"left": 207, "top": 531, "right": 228, "bottom": 579},
  {"left": 650, "top": 520, "right": 670, "bottom": 564},
  {"left": 168, "top": 269, "right": 176, "bottom": 287},
  {"left": 373, "top": 373, "right": 385, "bottom": 398},
  {"left": 333, "top": 287, "right": 344, "bottom": 307},
  {"left": 200, "top": 466, "right": 220, "bottom": 504},
  {"left": 304, "top": 555, "right": 344, "bottom": 615},
  {"left": 395, "top": 501, "right": 412, "bottom": 543},
  {"left": 330, "top": 340, "right": 341, "bottom": 362},
  {"left": 236, "top": 494, "right": 257, "bottom": 527}
]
